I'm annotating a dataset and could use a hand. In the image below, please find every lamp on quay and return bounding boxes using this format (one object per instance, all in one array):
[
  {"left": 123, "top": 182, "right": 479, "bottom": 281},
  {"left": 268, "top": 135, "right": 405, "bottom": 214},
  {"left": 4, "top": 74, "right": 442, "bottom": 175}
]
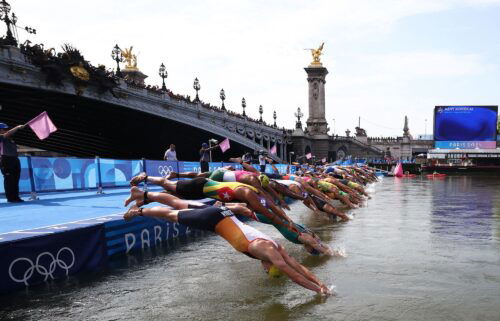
[
  {"left": 111, "top": 45, "right": 123, "bottom": 77},
  {"left": 273, "top": 110, "right": 277, "bottom": 127},
  {"left": 193, "top": 77, "right": 201, "bottom": 101},
  {"left": 242, "top": 97, "right": 246, "bottom": 117},
  {"left": 220, "top": 88, "right": 226, "bottom": 111},
  {"left": 259, "top": 105, "right": 263, "bottom": 122},
  {"left": 0, "top": 0, "right": 17, "bottom": 46},
  {"left": 159, "top": 63, "right": 168, "bottom": 91}
]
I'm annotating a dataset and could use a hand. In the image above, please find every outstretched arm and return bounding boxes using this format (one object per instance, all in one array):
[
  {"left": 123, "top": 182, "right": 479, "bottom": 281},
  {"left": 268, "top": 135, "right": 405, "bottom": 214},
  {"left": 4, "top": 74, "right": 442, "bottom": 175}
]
[
  {"left": 2, "top": 124, "right": 25, "bottom": 139},
  {"left": 278, "top": 245, "right": 327, "bottom": 289}
]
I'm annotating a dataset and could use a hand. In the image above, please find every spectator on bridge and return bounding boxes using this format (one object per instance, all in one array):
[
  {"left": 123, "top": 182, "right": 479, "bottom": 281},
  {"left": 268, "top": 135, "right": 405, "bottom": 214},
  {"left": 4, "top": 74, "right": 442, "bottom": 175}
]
[
  {"left": 199, "top": 142, "right": 219, "bottom": 173},
  {"left": 0, "top": 123, "right": 25, "bottom": 203},
  {"left": 164, "top": 144, "right": 177, "bottom": 161}
]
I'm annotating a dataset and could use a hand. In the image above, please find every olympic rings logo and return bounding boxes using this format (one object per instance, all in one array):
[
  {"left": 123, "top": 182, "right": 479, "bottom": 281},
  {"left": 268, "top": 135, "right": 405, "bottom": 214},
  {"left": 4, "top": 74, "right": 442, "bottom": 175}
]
[
  {"left": 8, "top": 247, "right": 75, "bottom": 286},
  {"left": 158, "top": 165, "right": 174, "bottom": 177}
]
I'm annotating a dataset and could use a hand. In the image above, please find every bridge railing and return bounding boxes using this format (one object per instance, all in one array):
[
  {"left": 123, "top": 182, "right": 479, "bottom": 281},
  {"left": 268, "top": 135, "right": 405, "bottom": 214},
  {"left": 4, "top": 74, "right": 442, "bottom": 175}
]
[{"left": 1, "top": 156, "right": 296, "bottom": 198}]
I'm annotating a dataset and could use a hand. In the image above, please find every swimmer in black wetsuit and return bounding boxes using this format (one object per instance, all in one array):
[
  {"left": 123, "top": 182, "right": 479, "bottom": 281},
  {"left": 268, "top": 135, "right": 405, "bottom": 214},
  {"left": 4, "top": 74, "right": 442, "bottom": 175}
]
[{"left": 123, "top": 191, "right": 331, "bottom": 295}]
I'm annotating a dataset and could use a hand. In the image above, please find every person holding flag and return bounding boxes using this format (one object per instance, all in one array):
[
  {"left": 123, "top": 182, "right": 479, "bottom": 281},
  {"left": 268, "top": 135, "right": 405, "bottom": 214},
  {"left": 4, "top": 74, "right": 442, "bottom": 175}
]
[{"left": 0, "top": 122, "right": 26, "bottom": 202}]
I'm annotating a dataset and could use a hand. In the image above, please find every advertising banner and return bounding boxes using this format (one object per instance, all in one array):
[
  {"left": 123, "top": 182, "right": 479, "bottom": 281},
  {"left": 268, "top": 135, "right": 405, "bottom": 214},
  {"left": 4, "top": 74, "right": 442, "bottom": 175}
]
[{"left": 0, "top": 225, "right": 107, "bottom": 294}]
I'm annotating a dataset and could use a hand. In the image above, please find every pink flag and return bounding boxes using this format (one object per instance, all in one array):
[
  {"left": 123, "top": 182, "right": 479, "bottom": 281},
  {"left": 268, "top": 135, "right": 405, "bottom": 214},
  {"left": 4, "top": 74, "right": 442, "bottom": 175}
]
[
  {"left": 306, "top": 153, "right": 312, "bottom": 159},
  {"left": 270, "top": 144, "right": 277, "bottom": 155},
  {"left": 219, "top": 138, "right": 230, "bottom": 153},
  {"left": 27, "top": 111, "right": 57, "bottom": 140}
]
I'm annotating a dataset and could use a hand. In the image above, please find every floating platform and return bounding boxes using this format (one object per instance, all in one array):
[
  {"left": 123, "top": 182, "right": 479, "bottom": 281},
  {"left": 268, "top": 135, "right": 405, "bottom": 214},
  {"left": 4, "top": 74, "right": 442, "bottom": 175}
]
[{"left": 0, "top": 187, "right": 213, "bottom": 295}]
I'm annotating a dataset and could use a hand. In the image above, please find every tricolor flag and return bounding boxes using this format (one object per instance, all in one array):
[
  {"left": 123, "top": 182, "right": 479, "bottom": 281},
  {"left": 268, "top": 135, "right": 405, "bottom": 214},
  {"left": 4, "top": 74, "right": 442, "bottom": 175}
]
[
  {"left": 219, "top": 138, "right": 230, "bottom": 153},
  {"left": 27, "top": 111, "right": 57, "bottom": 140},
  {"left": 269, "top": 144, "right": 277, "bottom": 155},
  {"left": 306, "top": 153, "right": 312, "bottom": 159}
]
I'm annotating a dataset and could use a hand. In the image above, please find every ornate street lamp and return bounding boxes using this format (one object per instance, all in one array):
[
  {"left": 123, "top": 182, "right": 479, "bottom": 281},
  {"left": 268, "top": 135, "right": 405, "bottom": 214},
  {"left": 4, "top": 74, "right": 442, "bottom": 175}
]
[
  {"left": 220, "top": 88, "right": 226, "bottom": 111},
  {"left": 273, "top": 110, "right": 277, "bottom": 127},
  {"left": 193, "top": 77, "right": 201, "bottom": 101},
  {"left": 259, "top": 105, "right": 263, "bottom": 122},
  {"left": 159, "top": 63, "right": 168, "bottom": 91},
  {"left": 0, "top": 0, "right": 17, "bottom": 46},
  {"left": 241, "top": 97, "right": 246, "bottom": 117},
  {"left": 111, "top": 44, "right": 123, "bottom": 77},
  {"left": 294, "top": 107, "right": 303, "bottom": 128}
]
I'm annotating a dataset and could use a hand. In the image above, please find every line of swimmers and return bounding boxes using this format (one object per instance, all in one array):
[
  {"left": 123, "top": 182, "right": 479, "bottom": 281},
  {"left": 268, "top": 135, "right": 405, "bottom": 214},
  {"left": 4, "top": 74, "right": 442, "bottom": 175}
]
[{"left": 123, "top": 159, "right": 378, "bottom": 296}]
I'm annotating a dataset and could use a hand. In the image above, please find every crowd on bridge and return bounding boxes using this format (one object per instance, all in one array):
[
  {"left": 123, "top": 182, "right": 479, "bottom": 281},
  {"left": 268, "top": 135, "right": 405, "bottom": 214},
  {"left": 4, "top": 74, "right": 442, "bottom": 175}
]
[
  {"left": 123, "top": 155, "right": 379, "bottom": 296},
  {"left": 16, "top": 41, "right": 285, "bottom": 132}
]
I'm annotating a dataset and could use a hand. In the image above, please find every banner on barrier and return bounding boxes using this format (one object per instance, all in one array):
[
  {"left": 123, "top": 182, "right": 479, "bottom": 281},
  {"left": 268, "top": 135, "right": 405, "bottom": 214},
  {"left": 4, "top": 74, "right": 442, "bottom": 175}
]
[
  {"left": 31, "top": 157, "right": 97, "bottom": 192},
  {"left": 104, "top": 216, "right": 202, "bottom": 256},
  {"left": 0, "top": 224, "right": 107, "bottom": 294},
  {"left": 145, "top": 160, "right": 179, "bottom": 178},
  {"left": 99, "top": 159, "right": 143, "bottom": 187}
]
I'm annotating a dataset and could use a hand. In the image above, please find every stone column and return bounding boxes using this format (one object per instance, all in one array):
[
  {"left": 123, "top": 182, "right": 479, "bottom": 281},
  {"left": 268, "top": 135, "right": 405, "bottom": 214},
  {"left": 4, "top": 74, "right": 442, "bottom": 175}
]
[{"left": 304, "top": 66, "right": 329, "bottom": 135}]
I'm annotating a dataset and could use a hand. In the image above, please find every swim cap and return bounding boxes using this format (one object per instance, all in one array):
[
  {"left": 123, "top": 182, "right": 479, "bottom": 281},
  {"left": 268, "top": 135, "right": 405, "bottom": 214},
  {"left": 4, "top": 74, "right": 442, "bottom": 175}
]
[
  {"left": 0, "top": 123, "right": 8, "bottom": 129},
  {"left": 258, "top": 174, "right": 269, "bottom": 188},
  {"left": 268, "top": 265, "right": 283, "bottom": 278}
]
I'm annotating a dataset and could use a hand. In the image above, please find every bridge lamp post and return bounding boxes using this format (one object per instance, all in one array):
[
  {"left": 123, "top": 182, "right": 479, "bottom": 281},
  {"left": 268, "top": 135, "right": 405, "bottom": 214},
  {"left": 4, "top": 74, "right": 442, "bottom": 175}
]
[
  {"left": 294, "top": 107, "right": 303, "bottom": 128},
  {"left": 332, "top": 118, "right": 335, "bottom": 135},
  {"left": 159, "top": 63, "right": 168, "bottom": 91},
  {"left": 111, "top": 45, "right": 123, "bottom": 77},
  {"left": 259, "top": 105, "right": 263, "bottom": 123},
  {"left": 289, "top": 151, "right": 295, "bottom": 164},
  {"left": 220, "top": 88, "right": 226, "bottom": 111},
  {"left": 241, "top": 97, "right": 246, "bottom": 117},
  {"left": 0, "top": 0, "right": 17, "bottom": 46},
  {"left": 193, "top": 77, "right": 201, "bottom": 101},
  {"left": 273, "top": 111, "right": 277, "bottom": 128}
]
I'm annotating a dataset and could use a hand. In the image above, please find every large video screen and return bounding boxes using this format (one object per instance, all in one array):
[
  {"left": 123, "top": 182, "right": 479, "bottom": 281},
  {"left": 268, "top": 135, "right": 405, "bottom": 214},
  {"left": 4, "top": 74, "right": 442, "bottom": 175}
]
[{"left": 434, "top": 106, "right": 498, "bottom": 149}]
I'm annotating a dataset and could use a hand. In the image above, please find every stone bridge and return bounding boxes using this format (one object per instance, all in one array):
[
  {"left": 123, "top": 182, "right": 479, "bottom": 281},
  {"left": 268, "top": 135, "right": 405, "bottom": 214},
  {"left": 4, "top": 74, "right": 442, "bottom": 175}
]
[{"left": 0, "top": 46, "right": 290, "bottom": 161}]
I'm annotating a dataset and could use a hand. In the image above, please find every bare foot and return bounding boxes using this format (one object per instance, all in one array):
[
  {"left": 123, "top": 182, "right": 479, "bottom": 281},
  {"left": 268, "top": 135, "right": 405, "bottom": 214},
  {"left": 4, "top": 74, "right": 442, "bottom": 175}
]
[
  {"left": 130, "top": 172, "right": 147, "bottom": 186},
  {"left": 124, "top": 186, "right": 144, "bottom": 207},
  {"left": 124, "top": 205, "right": 141, "bottom": 221}
]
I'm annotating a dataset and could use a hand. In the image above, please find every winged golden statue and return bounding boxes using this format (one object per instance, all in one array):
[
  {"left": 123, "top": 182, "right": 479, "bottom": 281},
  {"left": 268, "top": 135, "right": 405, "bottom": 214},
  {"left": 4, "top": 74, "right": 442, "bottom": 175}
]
[
  {"left": 307, "top": 42, "right": 324, "bottom": 67},
  {"left": 122, "top": 46, "right": 138, "bottom": 71}
]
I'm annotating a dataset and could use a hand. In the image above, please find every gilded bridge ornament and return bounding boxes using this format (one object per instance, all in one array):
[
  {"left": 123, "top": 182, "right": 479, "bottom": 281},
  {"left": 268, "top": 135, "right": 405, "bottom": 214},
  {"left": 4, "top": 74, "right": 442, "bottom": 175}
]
[
  {"left": 121, "top": 46, "right": 139, "bottom": 71},
  {"left": 307, "top": 42, "right": 324, "bottom": 67},
  {"left": 70, "top": 63, "right": 90, "bottom": 81}
]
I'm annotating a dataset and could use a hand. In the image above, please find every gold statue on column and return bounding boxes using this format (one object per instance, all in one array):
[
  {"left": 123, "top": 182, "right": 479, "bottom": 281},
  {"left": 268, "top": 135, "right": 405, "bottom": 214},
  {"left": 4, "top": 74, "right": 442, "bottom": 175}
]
[
  {"left": 122, "top": 46, "right": 139, "bottom": 71},
  {"left": 307, "top": 42, "right": 324, "bottom": 67}
]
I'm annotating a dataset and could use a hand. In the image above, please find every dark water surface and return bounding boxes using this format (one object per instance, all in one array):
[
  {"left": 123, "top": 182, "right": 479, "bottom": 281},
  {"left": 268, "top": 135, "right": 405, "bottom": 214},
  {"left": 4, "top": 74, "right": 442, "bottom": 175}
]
[{"left": 2, "top": 175, "right": 500, "bottom": 321}]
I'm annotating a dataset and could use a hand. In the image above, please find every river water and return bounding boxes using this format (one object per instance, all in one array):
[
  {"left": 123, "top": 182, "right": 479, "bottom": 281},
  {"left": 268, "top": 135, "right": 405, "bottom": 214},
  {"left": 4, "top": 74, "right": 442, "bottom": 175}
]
[{"left": 2, "top": 175, "right": 500, "bottom": 321}]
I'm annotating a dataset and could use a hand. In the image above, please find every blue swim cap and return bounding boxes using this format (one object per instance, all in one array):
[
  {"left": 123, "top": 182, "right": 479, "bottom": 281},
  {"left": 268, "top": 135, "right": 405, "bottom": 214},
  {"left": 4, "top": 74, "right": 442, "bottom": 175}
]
[
  {"left": 202, "top": 143, "right": 208, "bottom": 148},
  {"left": 0, "top": 123, "right": 9, "bottom": 129}
]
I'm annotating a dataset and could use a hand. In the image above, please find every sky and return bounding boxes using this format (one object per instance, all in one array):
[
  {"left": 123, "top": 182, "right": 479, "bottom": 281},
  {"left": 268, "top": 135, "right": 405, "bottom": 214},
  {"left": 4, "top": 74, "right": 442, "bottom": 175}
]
[{"left": 7, "top": 0, "right": 500, "bottom": 137}]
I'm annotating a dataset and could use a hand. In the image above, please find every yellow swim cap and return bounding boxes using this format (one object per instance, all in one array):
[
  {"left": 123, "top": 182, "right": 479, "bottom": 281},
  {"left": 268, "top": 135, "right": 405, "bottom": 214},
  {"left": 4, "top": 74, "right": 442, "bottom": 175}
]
[
  {"left": 259, "top": 174, "right": 270, "bottom": 188},
  {"left": 268, "top": 265, "right": 283, "bottom": 278}
]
